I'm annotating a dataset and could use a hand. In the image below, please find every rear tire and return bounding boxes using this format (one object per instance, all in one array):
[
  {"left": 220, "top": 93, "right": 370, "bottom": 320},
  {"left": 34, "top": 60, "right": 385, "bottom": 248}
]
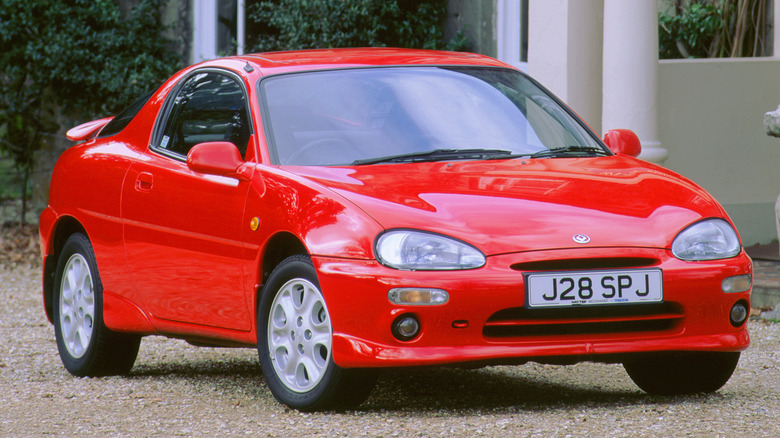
[
  {"left": 624, "top": 351, "right": 740, "bottom": 395},
  {"left": 257, "top": 255, "right": 376, "bottom": 411},
  {"left": 53, "top": 233, "right": 141, "bottom": 376}
]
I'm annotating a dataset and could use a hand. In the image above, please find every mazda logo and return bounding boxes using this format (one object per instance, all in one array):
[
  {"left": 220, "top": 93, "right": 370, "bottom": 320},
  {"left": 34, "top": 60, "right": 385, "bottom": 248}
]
[{"left": 572, "top": 234, "right": 591, "bottom": 244}]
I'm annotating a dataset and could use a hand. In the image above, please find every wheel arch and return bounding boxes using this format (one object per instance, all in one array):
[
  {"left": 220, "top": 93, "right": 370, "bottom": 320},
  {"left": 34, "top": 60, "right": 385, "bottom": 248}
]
[
  {"left": 43, "top": 216, "right": 88, "bottom": 323},
  {"left": 255, "top": 249, "right": 376, "bottom": 410},
  {"left": 260, "top": 232, "right": 309, "bottom": 288}
]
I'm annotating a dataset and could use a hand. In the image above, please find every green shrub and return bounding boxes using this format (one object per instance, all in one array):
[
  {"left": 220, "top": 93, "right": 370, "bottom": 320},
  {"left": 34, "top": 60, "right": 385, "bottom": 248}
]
[
  {"left": 659, "top": 0, "right": 768, "bottom": 59},
  {"left": 0, "top": 0, "right": 181, "bottom": 222},
  {"left": 246, "top": 0, "right": 469, "bottom": 52},
  {"left": 0, "top": 0, "right": 181, "bottom": 119}
]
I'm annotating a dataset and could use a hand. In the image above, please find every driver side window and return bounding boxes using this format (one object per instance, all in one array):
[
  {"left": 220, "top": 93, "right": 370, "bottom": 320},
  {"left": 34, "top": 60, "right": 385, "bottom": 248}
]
[{"left": 158, "top": 71, "right": 250, "bottom": 158}]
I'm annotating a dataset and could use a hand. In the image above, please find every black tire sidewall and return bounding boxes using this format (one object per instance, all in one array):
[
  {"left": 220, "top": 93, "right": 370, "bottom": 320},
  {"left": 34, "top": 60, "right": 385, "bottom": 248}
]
[
  {"left": 624, "top": 351, "right": 741, "bottom": 395},
  {"left": 257, "top": 255, "right": 340, "bottom": 410},
  {"left": 52, "top": 233, "right": 106, "bottom": 376}
]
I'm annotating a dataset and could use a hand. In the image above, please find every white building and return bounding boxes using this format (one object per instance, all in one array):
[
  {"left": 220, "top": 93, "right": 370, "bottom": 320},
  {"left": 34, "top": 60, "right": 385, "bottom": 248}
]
[{"left": 188, "top": 0, "right": 780, "bottom": 245}]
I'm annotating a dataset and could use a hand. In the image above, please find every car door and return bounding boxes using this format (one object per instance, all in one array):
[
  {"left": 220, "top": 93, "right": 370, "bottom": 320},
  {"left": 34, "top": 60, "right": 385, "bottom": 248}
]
[{"left": 122, "top": 70, "right": 254, "bottom": 331}]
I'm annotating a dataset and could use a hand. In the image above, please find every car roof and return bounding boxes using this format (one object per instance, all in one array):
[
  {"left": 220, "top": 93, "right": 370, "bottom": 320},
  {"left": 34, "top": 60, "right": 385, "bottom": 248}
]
[{"left": 228, "top": 47, "right": 512, "bottom": 76}]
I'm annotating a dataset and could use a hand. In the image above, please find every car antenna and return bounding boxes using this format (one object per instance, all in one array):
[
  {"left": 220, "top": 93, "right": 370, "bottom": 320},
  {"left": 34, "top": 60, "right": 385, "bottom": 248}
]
[{"left": 244, "top": 62, "right": 254, "bottom": 73}]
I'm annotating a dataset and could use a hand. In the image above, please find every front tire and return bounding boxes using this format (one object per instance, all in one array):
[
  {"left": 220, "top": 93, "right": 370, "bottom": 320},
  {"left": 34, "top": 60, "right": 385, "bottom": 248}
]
[
  {"left": 53, "top": 233, "right": 141, "bottom": 377},
  {"left": 623, "top": 351, "right": 740, "bottom": 395},
  {"left": 257, "top": 255, "right": 375, "bottom": 411}
]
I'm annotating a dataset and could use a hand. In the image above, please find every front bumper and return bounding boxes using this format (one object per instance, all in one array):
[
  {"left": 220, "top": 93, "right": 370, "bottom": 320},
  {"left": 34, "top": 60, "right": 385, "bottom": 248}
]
[{"left": 313, "top": 247, "right": 751, "bottom": 368}]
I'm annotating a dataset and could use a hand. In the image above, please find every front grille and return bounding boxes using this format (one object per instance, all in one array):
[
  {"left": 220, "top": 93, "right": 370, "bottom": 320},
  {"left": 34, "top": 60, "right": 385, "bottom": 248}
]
[
  {"left": 510, "top": 257, "right": 659, "bottom": 271},
  {"left": 483, "top": 303, "right": 683, "bottom": 338}
]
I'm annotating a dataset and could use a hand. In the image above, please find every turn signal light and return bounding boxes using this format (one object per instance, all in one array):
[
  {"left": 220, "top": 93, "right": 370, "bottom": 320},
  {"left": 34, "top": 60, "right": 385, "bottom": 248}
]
[
  {"left": 388, "top": 288, "right": 448, "bottom": 305},
  {"left": 722, "top": 274, "right": 751, "bottom": 293}
]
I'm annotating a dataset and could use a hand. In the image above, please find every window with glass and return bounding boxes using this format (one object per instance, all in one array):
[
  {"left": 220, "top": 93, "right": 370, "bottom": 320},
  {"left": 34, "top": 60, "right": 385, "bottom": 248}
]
[
  {"left": 260, "top": 66, "right": 604, "bottom": 166},
  {"left": 98, "top": 90, "right": 155, "bottom": 138},
  {"left": 157, "top": 71, "right": 250, "bottom": 158}
]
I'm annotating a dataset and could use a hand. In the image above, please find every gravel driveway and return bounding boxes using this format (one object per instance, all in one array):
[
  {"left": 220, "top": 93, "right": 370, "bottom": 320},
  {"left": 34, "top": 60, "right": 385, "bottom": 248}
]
[{"left": 2, "top": 265, "right": 778, "bottom": 437}]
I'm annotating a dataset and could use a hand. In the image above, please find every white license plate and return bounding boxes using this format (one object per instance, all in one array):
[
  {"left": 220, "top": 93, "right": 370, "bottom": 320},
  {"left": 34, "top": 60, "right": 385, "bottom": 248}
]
[{"left": 526, "top": 269, "right": 663, "bottom": 308}]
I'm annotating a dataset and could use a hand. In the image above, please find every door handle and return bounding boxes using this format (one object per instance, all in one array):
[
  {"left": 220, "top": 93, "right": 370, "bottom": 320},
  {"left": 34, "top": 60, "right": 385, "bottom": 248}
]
[{"left": 135, "top": 172, "right": 154, "bottom": 191}]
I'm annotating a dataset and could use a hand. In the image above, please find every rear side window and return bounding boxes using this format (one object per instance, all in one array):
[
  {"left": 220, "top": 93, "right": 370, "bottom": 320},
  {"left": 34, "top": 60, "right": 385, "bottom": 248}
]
[
  {"left": 155, "top": 71, "right": 250, "bottom": 158},
  {"left": 98, "top": 91, "right": 154, "bottom": 138}
]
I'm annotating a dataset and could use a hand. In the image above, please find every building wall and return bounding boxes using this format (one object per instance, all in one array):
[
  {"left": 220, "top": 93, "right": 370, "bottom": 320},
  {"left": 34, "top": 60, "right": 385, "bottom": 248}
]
[
  {"left": 524, "top": 0, "right": 780, "bottom": 245},
  {"left": 445, "top": 0, "right": 497, "bottom": 57},
  {"left": 658, "top": 57, "right": 780, "bottom": 245}
]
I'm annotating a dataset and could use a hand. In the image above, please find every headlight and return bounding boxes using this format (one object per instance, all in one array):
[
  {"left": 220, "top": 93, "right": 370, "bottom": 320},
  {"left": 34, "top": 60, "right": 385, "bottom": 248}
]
[
  {"left": 672, "top": 219, "right": 741, "bottom": 261},
  {"left": 376, "top": 230, "right": 486, "bottom": 270}
]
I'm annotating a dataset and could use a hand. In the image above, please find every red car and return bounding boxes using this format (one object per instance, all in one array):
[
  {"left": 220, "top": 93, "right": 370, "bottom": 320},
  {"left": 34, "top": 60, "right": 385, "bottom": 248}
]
[{"left": 40, "top": 48, "right": 751, "bottom": 411}]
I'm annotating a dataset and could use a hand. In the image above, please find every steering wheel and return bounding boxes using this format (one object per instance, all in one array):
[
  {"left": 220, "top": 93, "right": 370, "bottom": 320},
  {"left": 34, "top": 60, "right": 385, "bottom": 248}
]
[{"left": 285, "top": 138, "right": 361, "bottom": 165}]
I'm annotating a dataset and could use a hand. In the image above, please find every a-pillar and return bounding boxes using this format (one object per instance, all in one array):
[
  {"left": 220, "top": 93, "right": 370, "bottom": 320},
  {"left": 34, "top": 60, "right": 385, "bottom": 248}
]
[{"left": 602, "top": 0, "right": 668, "bottom": 164}]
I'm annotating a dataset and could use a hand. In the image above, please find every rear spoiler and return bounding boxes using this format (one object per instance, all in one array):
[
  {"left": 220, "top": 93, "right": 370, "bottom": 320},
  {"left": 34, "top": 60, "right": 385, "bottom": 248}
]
[{"left": 66, "top": 117, "right": 114, "bottom": 141}]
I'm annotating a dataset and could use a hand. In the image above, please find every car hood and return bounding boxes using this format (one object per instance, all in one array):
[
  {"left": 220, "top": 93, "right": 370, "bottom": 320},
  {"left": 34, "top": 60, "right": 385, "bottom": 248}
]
[{"left": 287, "top": 156, "right": 724, "bottom": 255}]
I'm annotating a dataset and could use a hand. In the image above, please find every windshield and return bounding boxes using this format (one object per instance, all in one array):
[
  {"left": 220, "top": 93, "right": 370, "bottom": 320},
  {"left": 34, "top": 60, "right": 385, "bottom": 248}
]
[{"left": 260, "top": 66, "right": 605, "bottom": 166}]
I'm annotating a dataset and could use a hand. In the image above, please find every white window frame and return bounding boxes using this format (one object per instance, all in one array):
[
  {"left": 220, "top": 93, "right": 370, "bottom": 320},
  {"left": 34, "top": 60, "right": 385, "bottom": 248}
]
[
  {"left": 192, "top": 0, "right": 246, "bottom": 64},
  {"left": 497, "top": 0, "right": 528, "bottom": 71},
  {"left": 192, "top": 0, "right": 217, "bottom": 63}
]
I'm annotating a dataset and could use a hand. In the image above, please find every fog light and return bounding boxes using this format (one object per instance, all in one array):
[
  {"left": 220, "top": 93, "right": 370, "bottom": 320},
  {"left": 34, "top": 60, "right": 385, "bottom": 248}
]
[
  {"left": 392, "top": 314, "right": 420, "bottom": 341},
  {"left": 388, "top": 288, "right": 448, "bottom": 305},
  {"left": 730, "top": 301, "right": 749, "bottom": 327},
  {"left": 722, "top": 274, "right": 751, "bottom": 293}
]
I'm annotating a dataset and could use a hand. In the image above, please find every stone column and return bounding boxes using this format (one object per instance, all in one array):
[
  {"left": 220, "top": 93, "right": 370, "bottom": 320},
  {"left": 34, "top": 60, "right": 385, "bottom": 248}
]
[
  {"left": 529, "top": 0, "right": 603, "bottom": 134},
  {"left": 602, "top": 0, "right": 668, "bottom": 164}
]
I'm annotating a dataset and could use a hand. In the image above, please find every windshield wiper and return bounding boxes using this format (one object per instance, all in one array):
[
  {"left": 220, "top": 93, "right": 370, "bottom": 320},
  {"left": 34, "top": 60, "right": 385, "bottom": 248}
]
[
  {"left": 529, "top": 145, "right": 610, "bottom": 159},
  {"left": 352, "top": 148, "right": 523, "bottom": 165}
]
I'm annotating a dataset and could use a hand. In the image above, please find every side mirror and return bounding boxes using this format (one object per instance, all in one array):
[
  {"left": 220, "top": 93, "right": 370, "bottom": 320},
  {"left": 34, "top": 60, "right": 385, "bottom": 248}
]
[
  {"left": 187, "top": 141, "right": 249, "bottom": 180},
  {"left": 603, "top": 129, "right": 642, "bottom": 157}
]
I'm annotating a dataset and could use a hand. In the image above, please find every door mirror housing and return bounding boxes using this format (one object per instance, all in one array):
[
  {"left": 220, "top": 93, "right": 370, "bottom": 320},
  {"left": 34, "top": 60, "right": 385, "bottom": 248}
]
[
  {"left": 603, "top": 129, "right": 642, "bottom": 157},
  {"left": 187, "top": 142, "right": 250, "bottom": 180}
]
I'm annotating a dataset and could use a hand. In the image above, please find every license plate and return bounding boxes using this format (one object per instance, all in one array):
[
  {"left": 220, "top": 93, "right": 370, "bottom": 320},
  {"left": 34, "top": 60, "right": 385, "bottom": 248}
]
[{"left": 526, "top": 269, "right": 663, "bottom": 308}]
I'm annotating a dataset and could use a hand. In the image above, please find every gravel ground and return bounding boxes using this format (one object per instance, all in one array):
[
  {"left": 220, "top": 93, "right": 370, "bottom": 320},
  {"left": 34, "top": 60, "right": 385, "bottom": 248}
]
[{"left": 2, "top": 264, "right": 778, "bottom": 437}]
